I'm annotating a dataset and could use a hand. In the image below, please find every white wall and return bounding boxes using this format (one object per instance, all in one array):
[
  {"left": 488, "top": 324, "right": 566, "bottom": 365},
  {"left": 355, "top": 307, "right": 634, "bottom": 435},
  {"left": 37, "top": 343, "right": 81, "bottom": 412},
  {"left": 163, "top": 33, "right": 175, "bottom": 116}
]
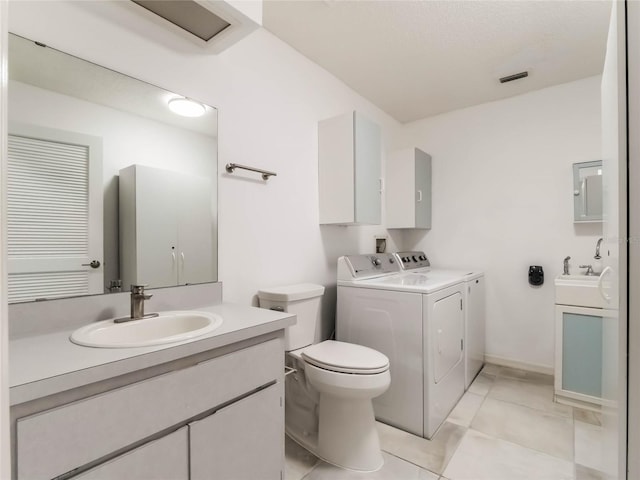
[
  {"left": 398, "top": 76, "right": 603, "bottom": 370},
  {"left": 7, "top": 1, "right": 403, "bottom": 340},
  {"left": 9, "top": 80, "right": 217, "bottom": 291},
  {"left": 7, "top": 1, "right": 602, "bottom": 368}
]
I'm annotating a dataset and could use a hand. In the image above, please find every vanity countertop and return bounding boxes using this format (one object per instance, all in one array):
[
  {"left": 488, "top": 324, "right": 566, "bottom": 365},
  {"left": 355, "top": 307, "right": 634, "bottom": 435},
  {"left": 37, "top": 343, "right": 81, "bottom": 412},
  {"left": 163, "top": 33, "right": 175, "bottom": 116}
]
[{"left": 10, "top": 302, "right": 295, "bottom": 405}]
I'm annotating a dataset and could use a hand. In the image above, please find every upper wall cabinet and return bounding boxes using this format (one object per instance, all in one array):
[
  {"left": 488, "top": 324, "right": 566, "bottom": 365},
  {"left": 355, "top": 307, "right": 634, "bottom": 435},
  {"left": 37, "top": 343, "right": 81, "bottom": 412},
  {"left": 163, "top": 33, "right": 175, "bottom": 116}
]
[
  {"left": 119, "top": 165, "right": 215, "bottom": 291},
  {"left": 573, "top": 160, "right": 603, "bottom": 222},
  {"left": 318, "top": 111, "right": 382, "bottom": 225},
  {"left": 386, "top": 147, "right": 432, "bottom": 229}
]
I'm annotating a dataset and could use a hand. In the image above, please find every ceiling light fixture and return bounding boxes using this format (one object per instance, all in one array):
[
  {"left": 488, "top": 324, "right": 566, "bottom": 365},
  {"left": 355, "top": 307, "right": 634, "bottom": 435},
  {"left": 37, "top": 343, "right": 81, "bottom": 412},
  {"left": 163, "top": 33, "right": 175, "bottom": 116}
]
[{"left": 168, "top": 97, "right": 206, "bottom": 117}]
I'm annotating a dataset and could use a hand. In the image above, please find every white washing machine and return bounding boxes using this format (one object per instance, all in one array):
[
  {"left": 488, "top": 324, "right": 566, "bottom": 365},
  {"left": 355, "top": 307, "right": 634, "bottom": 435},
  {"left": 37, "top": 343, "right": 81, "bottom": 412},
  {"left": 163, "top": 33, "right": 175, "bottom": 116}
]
[
  {"left": 336, "top": 253, "right": 466, "bottom": 439},
  {"left": 394, "top": 251, "right": 486, "bottom": 389}
]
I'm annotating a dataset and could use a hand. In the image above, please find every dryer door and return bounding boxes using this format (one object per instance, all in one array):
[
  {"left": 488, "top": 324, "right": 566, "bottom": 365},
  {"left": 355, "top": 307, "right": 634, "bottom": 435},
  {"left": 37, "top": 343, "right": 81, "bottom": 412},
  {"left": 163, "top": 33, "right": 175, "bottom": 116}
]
[{"left": 431, "top": 291, "right": 464, "bottom": 383}]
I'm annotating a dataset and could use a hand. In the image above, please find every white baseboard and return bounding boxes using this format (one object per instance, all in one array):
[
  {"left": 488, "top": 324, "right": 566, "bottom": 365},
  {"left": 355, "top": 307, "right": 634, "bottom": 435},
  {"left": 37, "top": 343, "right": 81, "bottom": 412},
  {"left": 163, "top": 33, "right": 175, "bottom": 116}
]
[{"left": 484, "top": 354, "right": 554, "bottom": 376}]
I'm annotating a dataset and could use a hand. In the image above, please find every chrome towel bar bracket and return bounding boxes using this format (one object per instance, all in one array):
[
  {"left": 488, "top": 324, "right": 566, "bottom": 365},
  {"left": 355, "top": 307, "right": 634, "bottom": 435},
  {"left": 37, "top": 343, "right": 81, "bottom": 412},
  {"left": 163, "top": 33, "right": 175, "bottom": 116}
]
[{"left": 225, "top": 162, "right": 277, "bottom": 180}]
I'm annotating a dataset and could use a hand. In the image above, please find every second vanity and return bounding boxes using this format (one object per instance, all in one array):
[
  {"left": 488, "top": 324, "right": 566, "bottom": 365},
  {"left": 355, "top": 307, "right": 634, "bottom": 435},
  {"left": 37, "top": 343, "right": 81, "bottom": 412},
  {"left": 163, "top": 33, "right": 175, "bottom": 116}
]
[
  {"left": 9, "top": 283, "right": 295, "bottom": 480},
  {"left": 554, "top": 272, "right": 608, "bottom": 409}
]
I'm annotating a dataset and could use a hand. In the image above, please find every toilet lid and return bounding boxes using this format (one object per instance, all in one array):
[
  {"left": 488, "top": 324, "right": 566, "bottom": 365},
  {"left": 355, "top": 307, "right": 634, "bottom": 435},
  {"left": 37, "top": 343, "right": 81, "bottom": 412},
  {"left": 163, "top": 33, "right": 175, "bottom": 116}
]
[{"left": 301, "top": 340, "right": 389, "bottom": 374}]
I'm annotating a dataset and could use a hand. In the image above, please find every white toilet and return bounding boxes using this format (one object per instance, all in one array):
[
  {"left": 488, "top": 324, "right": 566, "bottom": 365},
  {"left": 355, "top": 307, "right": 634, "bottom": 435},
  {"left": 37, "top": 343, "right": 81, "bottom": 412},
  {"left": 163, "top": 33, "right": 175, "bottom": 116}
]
[{"left": 258, "top": 283, "right": 390, "bottom": 472}]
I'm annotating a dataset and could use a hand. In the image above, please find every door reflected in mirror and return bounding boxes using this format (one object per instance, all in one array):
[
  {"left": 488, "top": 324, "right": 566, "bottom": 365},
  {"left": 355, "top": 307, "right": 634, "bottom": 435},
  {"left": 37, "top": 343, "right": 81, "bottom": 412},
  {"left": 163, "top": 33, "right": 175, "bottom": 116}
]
[
  {"left": 7, "top": 33, "right": 218, "bottom": 303},
  {"left": 573, "top": 160, "right": 602, "bottom": 223}
]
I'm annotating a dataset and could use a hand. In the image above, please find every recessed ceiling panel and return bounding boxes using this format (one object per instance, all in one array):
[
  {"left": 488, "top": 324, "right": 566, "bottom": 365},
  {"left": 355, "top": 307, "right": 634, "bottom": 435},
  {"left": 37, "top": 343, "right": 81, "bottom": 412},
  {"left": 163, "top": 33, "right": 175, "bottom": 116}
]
[{"left": 132, "top": 0, "right": 230, "bottom": 41}]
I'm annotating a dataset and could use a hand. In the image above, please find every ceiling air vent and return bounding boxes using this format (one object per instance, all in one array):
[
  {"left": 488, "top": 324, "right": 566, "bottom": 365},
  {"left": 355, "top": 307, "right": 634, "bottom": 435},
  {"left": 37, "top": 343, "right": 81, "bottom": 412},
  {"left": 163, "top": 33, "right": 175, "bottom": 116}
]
[
  {"left": 129, "top": 0, "right": 261, "bottom": 53},
  {"left": 499, "top": 71, "right": 529, "bottom": 84},
  {"left": 132, "top": 1, "right": 231, "bottom": 41}
]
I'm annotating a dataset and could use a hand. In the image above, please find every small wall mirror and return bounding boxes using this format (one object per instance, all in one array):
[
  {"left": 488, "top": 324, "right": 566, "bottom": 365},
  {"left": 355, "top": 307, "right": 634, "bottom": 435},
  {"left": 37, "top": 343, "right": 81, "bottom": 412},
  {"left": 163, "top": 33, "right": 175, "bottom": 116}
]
[{"left": 573, "top": 160, "right": 603, "bottom": 222}]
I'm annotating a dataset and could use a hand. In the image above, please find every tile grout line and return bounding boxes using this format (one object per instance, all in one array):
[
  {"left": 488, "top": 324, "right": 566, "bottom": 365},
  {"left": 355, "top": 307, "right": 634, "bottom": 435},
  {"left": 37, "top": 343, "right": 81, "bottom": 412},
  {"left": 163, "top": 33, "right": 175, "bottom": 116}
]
[
  {"left": 381, "top": 450, "right": 441, "bottom": 477},
  {"left": 467, "top": 367, "right": 578, "bottom": 470},
  {"left": 438, "top": 371, "right": 494, "bottom": 476}
]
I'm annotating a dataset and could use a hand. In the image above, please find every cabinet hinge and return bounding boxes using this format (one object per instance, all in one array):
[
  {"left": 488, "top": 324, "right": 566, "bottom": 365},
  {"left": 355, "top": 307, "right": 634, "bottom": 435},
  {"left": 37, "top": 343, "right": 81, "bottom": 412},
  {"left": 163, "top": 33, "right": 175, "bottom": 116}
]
[
  {"left": 280, "top": 396, "right": 283, "bottom": 407},
  {"left": 460, "top": 299, "right": 463, "bottom": 310}
]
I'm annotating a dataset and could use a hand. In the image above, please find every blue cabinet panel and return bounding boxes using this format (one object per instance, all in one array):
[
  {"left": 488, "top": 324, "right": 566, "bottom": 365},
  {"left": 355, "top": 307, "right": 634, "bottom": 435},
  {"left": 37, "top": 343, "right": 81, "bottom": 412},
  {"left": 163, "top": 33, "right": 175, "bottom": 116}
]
[{"left": 562, "top": 312, "right": 603, "bottom": 397}]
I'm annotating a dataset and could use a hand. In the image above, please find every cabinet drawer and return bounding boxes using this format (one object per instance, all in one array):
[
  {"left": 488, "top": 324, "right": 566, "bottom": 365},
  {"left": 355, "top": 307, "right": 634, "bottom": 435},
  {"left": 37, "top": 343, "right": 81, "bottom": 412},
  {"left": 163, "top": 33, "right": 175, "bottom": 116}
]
[
  {"left": 72, "top": 427, "right": 188, "bottom": 480},
  {"left": 17, "top": 338, "right": 282, "bottom": 479}
]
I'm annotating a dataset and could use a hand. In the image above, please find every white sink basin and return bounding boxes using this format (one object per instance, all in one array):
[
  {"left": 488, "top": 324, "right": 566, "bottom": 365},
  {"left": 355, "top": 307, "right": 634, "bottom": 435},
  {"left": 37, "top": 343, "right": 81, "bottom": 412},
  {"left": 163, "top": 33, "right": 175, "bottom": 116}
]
[
  {"left": 70, "top": 311, "right": 223, "bottom": 348},
  {"left": 555, "top": 274, "right": 606, "bottom": 308}
]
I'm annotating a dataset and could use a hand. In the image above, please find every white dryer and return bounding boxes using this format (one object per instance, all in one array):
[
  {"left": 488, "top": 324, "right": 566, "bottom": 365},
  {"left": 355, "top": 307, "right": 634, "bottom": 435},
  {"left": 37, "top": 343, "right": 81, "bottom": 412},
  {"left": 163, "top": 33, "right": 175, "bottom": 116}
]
[
  {"left": 336, "top": 253, "right": 465, "bottom": 439},
  {"left": 394, "top": 251, "right": 486, "bottom": 389}
]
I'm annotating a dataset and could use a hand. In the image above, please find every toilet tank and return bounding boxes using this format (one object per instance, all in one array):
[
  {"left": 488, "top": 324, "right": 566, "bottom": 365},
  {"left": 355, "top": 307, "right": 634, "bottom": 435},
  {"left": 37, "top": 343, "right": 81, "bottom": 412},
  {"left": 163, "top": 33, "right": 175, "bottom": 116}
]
[{"left": 258, "top": 284, "right": 325, "bottom": 351}]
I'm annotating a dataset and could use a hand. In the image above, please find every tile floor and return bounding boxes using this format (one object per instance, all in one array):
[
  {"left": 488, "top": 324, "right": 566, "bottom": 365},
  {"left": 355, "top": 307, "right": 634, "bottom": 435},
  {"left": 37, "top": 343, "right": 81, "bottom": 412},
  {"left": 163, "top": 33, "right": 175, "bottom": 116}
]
[{"left": 285, "top": 364, "right": 611, "bottom": 480}]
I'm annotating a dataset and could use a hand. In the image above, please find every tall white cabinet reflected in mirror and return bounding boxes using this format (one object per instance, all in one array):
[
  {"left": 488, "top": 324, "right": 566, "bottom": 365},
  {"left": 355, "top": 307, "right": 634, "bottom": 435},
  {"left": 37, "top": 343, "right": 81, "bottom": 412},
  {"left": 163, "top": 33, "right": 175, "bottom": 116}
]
[{"left": 119, "top": 164, "right": 214, "bottom": 291}]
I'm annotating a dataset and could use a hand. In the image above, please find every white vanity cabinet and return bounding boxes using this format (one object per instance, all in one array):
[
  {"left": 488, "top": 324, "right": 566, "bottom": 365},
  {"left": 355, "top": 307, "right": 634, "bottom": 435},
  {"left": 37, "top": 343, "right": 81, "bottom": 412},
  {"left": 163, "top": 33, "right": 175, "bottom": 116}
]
[
  {"left": 119, "top": 164, "right": 214, "bottom": 290},
  {"left": 318, "top": 111, "right": 382, "bottom": 225},
  {"left": 554, "top": 304, "right": 604, "bottom": 407},
  {"left": 386, "top": 147, "right": 432, "bottom": 229},
  {"left": 13, "top": 337, "right": 284, "bottom": 480}
]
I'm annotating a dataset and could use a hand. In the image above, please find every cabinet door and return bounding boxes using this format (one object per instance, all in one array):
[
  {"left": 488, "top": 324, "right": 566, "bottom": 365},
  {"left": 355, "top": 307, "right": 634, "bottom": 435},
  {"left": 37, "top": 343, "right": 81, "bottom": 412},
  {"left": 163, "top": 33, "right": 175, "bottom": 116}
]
[
  {"left": 354, "top": 111, "right": 381, "bottom": 225},
  {"left": 190, "top": 383, "right": 283, "bottom": 480},
  {"left": 414, "top": 149, "right": 432, "bottom": 229},
  {"left": 319, "top": 111, "right": 381, "bottom": 225},
  {"left": 72, "top": 427, "right": 188, "bottom": 480},
  {"left": 176, "top": 173, "right": 214, "bottom": 285},
  {"left": 135, "top": 166, "right": 179, "bottom": 288},
  {"left": 119, "top": 165, "right": 179, "bottom": 289},
  {"left": 561, "top": 311, "right": 603, "bottom": 397},
  {"left": 386, "top": 147, "right": 431, "bottom": 229},
  {"left": 318, "top": 112, "right": 355, "bottom": 224}
]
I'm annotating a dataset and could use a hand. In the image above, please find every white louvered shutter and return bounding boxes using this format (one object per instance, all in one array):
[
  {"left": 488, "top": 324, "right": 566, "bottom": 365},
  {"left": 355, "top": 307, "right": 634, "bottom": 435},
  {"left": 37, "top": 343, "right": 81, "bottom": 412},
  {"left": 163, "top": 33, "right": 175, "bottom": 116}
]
[{"left": 7, "top": 126, "right": 103, "bottom": 303}]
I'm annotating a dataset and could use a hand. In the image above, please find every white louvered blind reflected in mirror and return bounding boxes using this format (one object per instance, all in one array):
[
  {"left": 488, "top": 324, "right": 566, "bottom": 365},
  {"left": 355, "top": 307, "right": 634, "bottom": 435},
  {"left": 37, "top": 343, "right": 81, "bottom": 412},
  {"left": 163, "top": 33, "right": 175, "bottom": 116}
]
[{"left": 7, "top": 127, "right": 103, "bottom": 303}]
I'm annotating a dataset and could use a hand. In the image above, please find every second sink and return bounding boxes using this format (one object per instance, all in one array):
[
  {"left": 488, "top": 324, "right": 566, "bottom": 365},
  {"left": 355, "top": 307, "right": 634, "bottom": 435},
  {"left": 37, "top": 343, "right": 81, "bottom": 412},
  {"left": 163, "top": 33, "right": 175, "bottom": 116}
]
[{"left": 555, "top": 274, "right": 606, "bottom": 308}]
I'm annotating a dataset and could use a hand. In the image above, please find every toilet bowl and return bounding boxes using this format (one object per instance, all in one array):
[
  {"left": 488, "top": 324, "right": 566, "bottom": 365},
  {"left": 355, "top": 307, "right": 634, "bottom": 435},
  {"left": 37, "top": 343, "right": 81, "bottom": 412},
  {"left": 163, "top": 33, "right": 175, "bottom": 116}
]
[
  {"left": 258, "top": 284, "right": 390, "bottom": 472},
  {"left": 300, "top": 340, "right": 390, "bottom": 471}
]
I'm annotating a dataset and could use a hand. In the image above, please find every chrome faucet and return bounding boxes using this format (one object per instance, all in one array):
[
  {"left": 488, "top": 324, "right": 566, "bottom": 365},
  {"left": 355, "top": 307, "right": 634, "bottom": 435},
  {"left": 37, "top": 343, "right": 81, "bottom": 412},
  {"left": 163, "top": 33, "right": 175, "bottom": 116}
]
[
  {"left": 579, "top": 264, "right": 595, "bottom": 276},
  {"left": 563, "top": 256, "right": 571, "bottom": 275},
  {"left": 114, "top": 285, "right": 159, "bottom": 323},
  {"left": 594, "top": 237, "right": 603, "bottom": 259}
]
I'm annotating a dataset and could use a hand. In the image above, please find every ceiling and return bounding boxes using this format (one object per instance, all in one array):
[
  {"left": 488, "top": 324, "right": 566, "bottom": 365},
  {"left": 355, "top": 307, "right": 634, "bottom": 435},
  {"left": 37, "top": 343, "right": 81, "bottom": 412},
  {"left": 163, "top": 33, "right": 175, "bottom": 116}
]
[
  {"left": 9, "top": 34, "right": 217, "bottom": 136},
  {"left": 263, "top": 0, "right": 612, "bottom": 123}
]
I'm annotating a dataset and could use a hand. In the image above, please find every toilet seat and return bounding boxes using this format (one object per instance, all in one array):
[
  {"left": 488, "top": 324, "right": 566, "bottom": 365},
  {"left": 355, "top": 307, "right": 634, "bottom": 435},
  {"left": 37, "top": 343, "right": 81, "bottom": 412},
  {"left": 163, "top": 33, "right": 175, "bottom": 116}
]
[{"left": 301, "top": 340, "right": 389, "bottom": 374}]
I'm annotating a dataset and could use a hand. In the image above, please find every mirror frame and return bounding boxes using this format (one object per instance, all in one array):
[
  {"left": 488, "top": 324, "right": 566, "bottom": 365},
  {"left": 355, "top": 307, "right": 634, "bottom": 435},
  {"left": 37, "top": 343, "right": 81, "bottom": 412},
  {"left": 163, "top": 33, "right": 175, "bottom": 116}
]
[{"left": 573, "top": 160, "right": 603, "bottom": 223}]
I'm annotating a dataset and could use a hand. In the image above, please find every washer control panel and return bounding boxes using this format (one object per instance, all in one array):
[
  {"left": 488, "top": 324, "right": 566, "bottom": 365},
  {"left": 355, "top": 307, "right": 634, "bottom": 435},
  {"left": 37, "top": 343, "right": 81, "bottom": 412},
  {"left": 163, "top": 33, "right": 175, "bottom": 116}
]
[
  {"left": 342, "top": 253, "right": 400, "bottom": 278},
  {"left": 395, "top": 251, "right": 431, "bottom": 270}
]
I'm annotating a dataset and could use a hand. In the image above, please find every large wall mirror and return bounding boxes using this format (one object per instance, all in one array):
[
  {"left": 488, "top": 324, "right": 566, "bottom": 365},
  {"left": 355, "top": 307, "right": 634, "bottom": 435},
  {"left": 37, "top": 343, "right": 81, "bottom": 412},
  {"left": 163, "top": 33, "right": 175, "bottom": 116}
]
[
  {"left": 7, "top": 33, "right": 218, "bottom": 303},
  {"left": 573, "top": 160, "right": 603, "bottom": 223}
]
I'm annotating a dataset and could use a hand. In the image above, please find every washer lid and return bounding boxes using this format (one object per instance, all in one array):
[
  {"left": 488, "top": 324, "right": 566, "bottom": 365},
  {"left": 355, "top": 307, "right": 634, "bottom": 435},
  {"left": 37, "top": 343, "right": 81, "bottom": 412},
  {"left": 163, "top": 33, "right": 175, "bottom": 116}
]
[
  {"left": 257, "top": 283, "right": 325, "bottom": 302},
  {"left": 301, "top": 340, "right": 389, "bottom": 374}
]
